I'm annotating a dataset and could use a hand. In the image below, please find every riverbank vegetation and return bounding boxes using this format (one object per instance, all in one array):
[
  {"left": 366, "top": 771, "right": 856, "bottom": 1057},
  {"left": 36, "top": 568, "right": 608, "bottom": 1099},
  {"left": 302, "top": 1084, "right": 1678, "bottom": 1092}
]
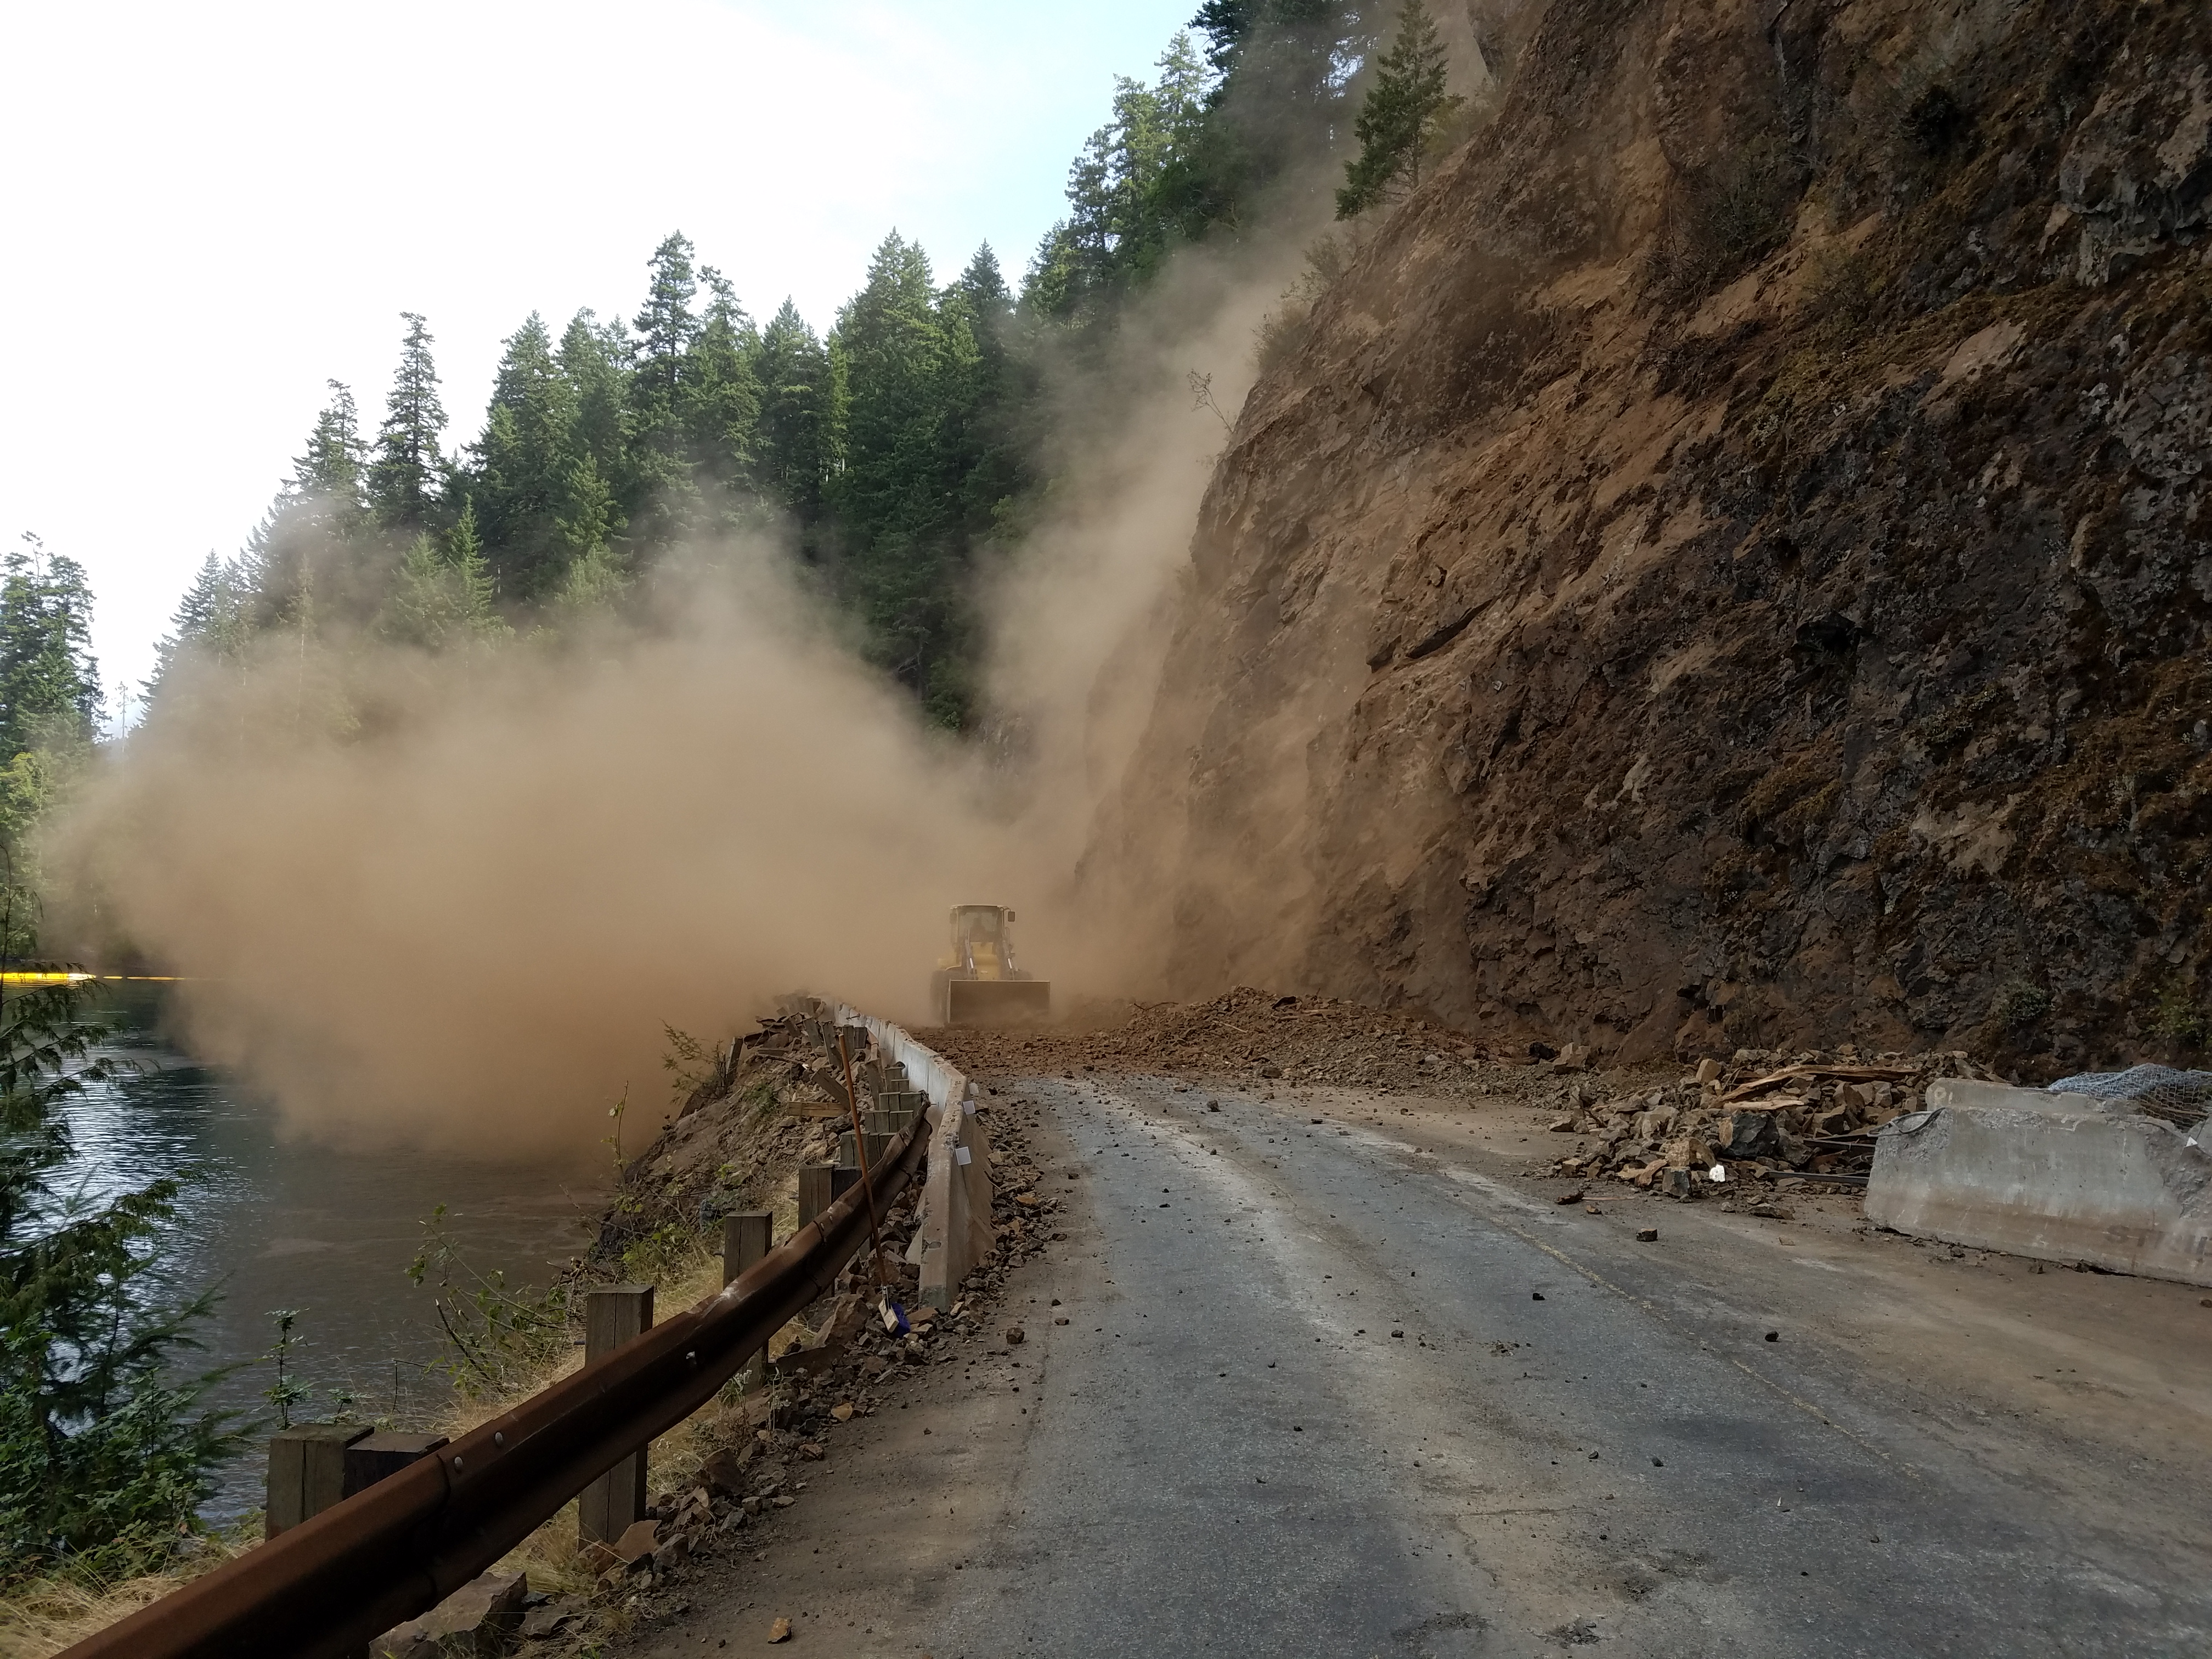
[
  {"left": 0, "top": 532, "right": 247, "bottom": 1617},
  {"left": 0, "top": 978, "right": 244, "bottom": 1605}
]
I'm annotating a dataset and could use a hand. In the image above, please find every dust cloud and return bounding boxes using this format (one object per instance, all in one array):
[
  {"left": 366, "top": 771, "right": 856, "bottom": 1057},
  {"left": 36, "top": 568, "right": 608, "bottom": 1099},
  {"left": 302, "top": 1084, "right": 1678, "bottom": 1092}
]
[{"left": 57, "top": 259, "right": 1290, "bottom": 1160}]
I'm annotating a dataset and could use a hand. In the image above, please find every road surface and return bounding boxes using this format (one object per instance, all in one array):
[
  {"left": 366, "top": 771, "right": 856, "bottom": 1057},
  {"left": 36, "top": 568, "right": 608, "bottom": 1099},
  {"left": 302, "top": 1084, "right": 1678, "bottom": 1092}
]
[{"left": 625, "top": 1073, "right": 2212, "bottom": 1658}]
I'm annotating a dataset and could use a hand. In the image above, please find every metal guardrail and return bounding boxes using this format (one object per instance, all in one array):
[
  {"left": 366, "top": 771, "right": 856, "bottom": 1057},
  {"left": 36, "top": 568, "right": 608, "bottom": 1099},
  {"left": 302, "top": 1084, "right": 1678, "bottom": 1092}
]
[{"left": 61, "top": 1111, "right": 931, "bottom": 1659}]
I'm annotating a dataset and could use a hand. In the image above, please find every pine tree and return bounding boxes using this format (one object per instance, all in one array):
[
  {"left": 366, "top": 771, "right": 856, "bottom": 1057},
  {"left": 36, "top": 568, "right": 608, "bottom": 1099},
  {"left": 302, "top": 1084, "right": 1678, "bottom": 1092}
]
[
  {"left": 147, "top": 553, "right": 246, "bottom": 698},
  {"left": 1336, "top": 0, "right": 1462, "bottom": 218},
  {"left": 445, "top": 498, "right": 498, "bottom": 625},
  {"left": 833, "top": 232, "right": 955, "bottom": 555},
  {"left": 369, "top": 313, "right": 448, "bottom": 529},
  {"left": 559, "top": 311, "right": 635, "bottom": 518},
  {"left": 633, "top": 232, "right": 699, "bottom": 533},
  {"left": 555, "top": 454, "right": 620, "bottom": 565},
  {"left": 0, "top": 538, "right": 100, "bottom": 761},
  {"left": 380, "top": 499, "right": 501, "bottom": 650},
  {"left": 473, "top": 313, "right": 577, "bottom": 601},
  {"left": 946, "top": 245, "right": 1028, "bottom": 543},
  {"left": 635, "top": 235, "right": 700, "bottom": 399},
  {"left": 1027, "top": 29, "right": 1261, "bottom": 326},
  {"left": 954, "top": 244, "right": 1012, "bottom": 320},
  {"left": 832, "top": 232, "right": 1001, "bottom": 722},
  {"left": 682, "top": 269, "right": 763, "bottom": 500},
  {"left": 290, "top": 381, "right": 368, "bottom": 528},
  {"left": 755, "top": 300, "right": 833, "bottom": 523}
]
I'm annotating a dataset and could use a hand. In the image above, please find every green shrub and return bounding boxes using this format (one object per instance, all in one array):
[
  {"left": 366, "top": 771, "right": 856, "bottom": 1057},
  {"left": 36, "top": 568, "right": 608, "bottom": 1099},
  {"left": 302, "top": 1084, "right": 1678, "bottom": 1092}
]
[
  {"left": 1, "top": 978, "right": 240, "bottom": 1585},
  {"left": 1990, "top": 979, "right": 2050, "bottom": 1026}
]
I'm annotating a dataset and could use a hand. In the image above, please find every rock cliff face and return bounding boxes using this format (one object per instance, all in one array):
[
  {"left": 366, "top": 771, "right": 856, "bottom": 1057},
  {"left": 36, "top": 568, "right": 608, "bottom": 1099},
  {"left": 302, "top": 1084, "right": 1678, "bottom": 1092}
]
[{"left": 1111, "top": 0, "right": 2212, "bottom": 1073}]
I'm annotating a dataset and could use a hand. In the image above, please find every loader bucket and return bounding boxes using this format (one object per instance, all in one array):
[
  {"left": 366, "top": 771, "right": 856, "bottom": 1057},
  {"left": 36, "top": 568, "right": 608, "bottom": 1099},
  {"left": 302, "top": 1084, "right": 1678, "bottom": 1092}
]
[{"left": 946, "top": 978, "right": 1052, "bottom": 1027}]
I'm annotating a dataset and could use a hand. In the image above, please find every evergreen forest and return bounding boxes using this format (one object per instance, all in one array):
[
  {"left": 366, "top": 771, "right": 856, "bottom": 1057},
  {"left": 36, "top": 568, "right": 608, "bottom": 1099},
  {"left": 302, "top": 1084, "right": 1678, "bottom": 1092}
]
[{"left": 151, "top": 2, "right": 1444, "bottom": 732}]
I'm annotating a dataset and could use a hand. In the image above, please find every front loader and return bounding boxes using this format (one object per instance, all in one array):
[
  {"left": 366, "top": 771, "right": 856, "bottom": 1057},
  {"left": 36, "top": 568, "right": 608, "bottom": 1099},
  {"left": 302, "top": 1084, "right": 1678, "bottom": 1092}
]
[{"left": 931, "top": 904, "right": 1051, "bottom": 1026}]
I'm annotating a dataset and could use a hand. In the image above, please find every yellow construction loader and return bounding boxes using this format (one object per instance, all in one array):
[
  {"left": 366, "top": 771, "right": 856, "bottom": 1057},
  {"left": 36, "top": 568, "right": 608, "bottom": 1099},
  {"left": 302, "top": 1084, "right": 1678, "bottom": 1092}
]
[{"left": 932, "top": 904, "right": 1051, "bottom": 1026}]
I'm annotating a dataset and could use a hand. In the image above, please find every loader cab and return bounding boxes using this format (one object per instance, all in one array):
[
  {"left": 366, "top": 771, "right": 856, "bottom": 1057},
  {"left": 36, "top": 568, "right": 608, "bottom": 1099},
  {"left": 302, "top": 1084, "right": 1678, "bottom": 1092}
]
[{"left": 949, "top": 904, "right": 1015, "bottom": 978}]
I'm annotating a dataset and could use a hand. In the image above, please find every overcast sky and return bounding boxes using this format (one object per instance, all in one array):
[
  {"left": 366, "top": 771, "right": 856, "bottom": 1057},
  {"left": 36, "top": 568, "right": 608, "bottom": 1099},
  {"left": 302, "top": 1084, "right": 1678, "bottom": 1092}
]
[{"left": 1, "top": 1, "right": 1198, "bottom": 706}]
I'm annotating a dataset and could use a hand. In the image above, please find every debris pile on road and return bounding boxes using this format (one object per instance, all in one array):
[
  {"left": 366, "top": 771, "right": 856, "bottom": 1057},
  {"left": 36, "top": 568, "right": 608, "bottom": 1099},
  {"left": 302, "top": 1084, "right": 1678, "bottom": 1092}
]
[
  {"left": 929, "top": 988, "right": 1495, "bottom": 1093},
  {"left": 1547, "top": 1048, "right": 2003, "bottom": 1198},
  {"left": 981, "top": 1097, "right": 1068, "bottom": 1265}
]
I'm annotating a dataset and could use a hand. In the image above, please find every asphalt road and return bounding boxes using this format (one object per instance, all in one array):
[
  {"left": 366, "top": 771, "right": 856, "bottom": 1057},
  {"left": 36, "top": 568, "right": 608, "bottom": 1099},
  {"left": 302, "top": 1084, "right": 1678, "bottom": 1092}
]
[{"left": 631, "top": 1073, "right": 2212, "bottom": 1658}]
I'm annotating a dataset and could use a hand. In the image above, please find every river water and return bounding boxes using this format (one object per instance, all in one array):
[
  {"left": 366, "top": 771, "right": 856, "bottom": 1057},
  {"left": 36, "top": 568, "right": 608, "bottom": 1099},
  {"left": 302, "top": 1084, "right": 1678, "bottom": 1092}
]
[{"left": 48, "top": 982, "right": 607, "bottom": 1515}]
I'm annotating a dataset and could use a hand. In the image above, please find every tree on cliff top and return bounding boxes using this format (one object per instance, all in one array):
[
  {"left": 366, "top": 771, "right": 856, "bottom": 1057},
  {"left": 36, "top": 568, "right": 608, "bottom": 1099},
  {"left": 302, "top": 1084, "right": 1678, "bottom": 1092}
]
[
  {"left": 1336, "top": 0, "right": 1462, "bottom": 218},
  {"left": 369, "top": 313, "right": 449, "bottom": 531}
]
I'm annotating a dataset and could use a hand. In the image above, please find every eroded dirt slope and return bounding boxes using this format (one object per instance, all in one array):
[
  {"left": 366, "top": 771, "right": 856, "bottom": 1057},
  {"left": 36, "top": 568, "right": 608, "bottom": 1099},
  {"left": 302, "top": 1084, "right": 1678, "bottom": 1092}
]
[{"left": 1096, "top": 0, "right": 2212, "bottom": 1077}]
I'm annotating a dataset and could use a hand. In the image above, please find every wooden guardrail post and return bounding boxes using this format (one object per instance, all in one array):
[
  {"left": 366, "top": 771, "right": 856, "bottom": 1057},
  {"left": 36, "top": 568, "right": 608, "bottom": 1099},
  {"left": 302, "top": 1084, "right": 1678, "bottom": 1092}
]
[
  {"left": 267, "top": 1424, "right": 370, "bottom": 1538},
  {"left": 578, "top": 1285, "right": 653, "bottom": 1543},
  {"left": 723, "top": 1212, "right": 773, "bottom": 1388},
  {"left": 342, "top": 1431, "right": 449, "bottom": 1498},
  {"left": 797, "top": 1164, "right": 834, "bottom": 1227}
]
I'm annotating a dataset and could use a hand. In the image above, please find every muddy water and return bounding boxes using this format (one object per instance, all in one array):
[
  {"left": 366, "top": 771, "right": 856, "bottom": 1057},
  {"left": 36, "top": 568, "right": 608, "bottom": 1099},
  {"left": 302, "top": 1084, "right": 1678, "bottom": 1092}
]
[{"left": 49, "top": 983, "right": 607, "bottom": 1515}]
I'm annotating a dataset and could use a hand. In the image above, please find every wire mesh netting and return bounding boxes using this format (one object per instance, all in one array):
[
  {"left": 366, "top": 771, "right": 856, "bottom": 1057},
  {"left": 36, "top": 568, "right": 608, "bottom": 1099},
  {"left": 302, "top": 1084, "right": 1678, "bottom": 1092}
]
[{"left": 2049, "top": 1064, "right": 2212, "bottom": 1128}]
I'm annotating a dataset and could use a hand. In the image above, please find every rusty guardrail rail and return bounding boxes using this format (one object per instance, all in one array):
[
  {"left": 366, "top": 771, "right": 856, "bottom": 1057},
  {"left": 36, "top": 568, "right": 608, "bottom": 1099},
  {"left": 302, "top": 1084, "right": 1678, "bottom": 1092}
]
[{"left": 61, "top": 1111, "right": 931, "bottom": 1659}]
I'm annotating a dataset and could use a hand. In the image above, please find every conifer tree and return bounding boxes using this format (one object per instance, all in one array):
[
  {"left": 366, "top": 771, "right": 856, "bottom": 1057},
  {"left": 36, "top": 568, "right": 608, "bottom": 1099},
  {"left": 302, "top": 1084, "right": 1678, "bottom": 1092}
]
[
  {"left": 683, "top": 269, "right": 763, "bottom": 500},
  {"left": 218, "top": 382, "right": 364, "bottom": 634},
  {"left": 555, "top": 455, "right": 621, "bottom": 566},
  {"left": 369, "top": 314, "right": 448, "bottom": 528},
  {"left": 755, "top": 300, "right": 833, "bottom": 523},
  {"left": 474, "top": 314, "right": 577, "bottom": 600},
  {"left": 148, "top": 554, "right": 246, "bottom": 698},
  {"left": 946, "top": 245, "right": 1027, "bottom": 540},
  {"left": 631, "top": 232, "right": 701, "bottom": 517},
  {"left": 560, "top": 312, "right": 635, "bottom": 509},
  {"left": 1336, "top": 0, "right": 1462, "bottom": 218},
  {"left": 381, "top": 499, "right": 501, "bottom": 649},
  {"left": 832, "top": 232, "right": 1001, "bottom": 721},
  {"left": 1028, "top": 29, "right": 1262, "bottom": 326},
  {"left": 290, "top": 381, "right": 368, "bottom": 527},
  {"left": 445, "top": 498, "right": 498, "bottom": 624},
  {"left": 0, "top": 537, "right": 100, "bottom": 761},
  {"left": 833, "top": 232, "right": 954, "bottom": 556}
]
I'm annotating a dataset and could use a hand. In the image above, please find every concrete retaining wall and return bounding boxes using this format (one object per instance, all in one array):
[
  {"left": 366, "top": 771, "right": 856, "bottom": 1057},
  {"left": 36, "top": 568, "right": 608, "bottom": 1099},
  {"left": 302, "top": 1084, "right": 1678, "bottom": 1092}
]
[
  {"left": 1865, "top": 1079, "right": 2212, "bottom": 1285},
  {"left": 833, "top": 1003, "right": 995, "bottom": 1309}
]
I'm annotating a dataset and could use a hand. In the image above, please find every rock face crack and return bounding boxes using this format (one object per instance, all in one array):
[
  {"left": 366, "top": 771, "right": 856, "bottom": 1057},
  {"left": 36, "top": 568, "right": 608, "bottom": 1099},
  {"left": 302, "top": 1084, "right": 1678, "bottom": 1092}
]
[{"left": 1402, "top": 605, "right": 1483, "bottom": 663}]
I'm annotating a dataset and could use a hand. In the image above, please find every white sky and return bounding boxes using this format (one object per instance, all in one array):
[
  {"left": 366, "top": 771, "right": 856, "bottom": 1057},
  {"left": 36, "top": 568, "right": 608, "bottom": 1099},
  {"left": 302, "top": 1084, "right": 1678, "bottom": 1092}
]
[{"left": 1, "top": 1, "right": 1199, "bottom": 704}]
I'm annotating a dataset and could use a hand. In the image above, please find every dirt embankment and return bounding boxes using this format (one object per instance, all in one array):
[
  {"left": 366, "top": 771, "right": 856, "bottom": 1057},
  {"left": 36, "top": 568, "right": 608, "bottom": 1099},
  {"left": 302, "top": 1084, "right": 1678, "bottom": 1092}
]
[{"left": 1092, "top": 0, "right": 2212, "bottom": 1079}]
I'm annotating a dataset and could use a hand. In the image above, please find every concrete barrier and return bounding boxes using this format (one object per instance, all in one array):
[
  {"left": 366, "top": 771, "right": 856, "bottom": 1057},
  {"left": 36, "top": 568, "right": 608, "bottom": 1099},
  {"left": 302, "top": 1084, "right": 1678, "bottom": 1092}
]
[
  {"left": 832, "top": 1002, "right": 995, "bottom": 1308},
  {"left": 1865, "top": 1079, "right": 2212, "bottom": 1285}
]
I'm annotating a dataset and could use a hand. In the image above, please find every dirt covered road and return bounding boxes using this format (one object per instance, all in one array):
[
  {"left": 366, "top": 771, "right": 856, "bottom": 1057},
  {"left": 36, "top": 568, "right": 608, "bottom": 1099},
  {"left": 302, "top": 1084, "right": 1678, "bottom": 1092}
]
[{"left": 612, "top": 1026, "right": 2212, "bottom": 1658}]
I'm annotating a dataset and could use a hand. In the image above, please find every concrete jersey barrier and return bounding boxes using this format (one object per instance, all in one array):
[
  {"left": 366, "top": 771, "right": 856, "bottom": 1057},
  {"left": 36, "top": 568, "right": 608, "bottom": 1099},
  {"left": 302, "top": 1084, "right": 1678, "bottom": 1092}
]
[
  {"left": 833, "top": 1003, "right": 995, "bottom": 1308},
  {"left": 1865, "top": 1079, "right": 2212, "bottom": 1286}
]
